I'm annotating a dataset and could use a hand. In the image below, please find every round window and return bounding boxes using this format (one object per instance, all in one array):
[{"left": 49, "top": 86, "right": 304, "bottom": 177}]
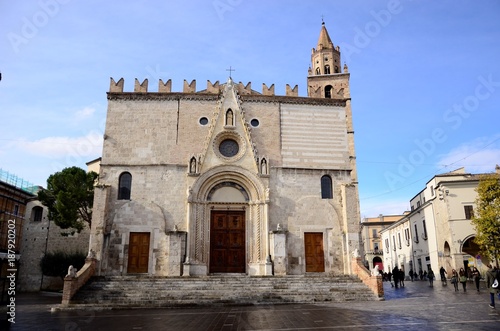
[
  {"left": 250, "top": 119, "right": 260, "bottom": 127},
  {"left": 199, "top": 117, "right": 208, "bottom": 125},
  {"left": 219, "top": 139, "right": 239, "bottom": 157}
]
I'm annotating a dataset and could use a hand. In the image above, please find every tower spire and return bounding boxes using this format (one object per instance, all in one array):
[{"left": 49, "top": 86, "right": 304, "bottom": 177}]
[
  {"left": 307, "top": 21, "right": 345, "bottom": 98},
  {"left": 317, "top": 21, "right": 334, "bottom": 50}
]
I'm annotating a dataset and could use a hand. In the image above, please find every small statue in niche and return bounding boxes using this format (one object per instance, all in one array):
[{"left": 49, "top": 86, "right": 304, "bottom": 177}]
[
  {"left": 261, "top": 158, "right": 267, "bottom": 175},
  {"left": 189, "top": 157, "right": 196, "bottom": 174}
]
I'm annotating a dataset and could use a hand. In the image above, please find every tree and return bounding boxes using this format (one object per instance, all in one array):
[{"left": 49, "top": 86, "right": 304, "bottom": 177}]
[
  {"left": 38, "top": 166, "right": 98, "bottom": 234},
  {"left": 471, "top": 173, "right": 500, "bottom": 268}
]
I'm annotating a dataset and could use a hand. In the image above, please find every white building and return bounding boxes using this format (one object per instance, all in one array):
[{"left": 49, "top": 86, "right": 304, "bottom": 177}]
[
  {"left": 381, "top": 167, "right": 499, "bottom": 278},
  {"left": 360, "top": 214, "right": 406, "bottom": 271}
]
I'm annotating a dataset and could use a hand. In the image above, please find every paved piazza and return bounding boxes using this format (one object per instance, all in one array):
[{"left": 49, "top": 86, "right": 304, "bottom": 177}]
[{"left": 6, "top": 280, "right": 500, "bottom": 330}]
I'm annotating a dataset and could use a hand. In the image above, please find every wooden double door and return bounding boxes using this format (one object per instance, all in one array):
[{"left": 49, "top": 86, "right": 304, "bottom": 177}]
[{"left": 210, "top": 210, "right": 246, "bottom": 273}]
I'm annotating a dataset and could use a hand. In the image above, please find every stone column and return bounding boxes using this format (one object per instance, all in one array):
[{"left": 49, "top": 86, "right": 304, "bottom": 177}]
[
  {"left": 264, "top": 201, "right": 273, "bottom": 275},
  {"left": 183, "top": 200, "right": 194, "bottom": 276}
]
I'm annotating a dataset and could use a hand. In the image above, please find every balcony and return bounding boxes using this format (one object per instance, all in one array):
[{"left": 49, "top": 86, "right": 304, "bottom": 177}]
[{"left": 365, "top": 249, "right": 383, "bottom": 255}]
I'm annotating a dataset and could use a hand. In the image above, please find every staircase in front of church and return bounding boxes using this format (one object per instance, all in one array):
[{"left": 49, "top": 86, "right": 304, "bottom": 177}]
[{"left": 70, "top": 275, "right": 380, "bottom": 308}]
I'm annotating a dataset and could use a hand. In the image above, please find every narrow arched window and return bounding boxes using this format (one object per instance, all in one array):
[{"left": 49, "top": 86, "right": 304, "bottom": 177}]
[
  {"left": 321, "top": 175, "right": 333, "bottom": 199},
  {"left": 334, "top": 66, "right": 339, "bottom": 73},
  {"left": 226, "top": 109, "right": 234, "bottom": 126},
  {"left": 325, "top": 85, "right": 333, "bottom": 98},
  {"left": 324, "top": 65, "right": 330, "bottom": 74},
  {"left": 315, "top": 67, "right": 320, "bottom": 75},
  {"left": 118, "top": 172, "right": 132, "bottom": 200}
]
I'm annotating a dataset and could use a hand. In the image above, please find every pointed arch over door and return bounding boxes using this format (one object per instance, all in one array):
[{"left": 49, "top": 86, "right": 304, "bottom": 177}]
[{"left": 186, "top": 165, "right": 269, "bottom": 274}]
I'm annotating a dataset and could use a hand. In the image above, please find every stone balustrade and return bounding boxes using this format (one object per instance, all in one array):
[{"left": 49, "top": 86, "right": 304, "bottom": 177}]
[
  {"left": 351, "top": 257, "right": 384, "bottom": 299},
  {"left": 61, "top": 257, "right": 97, "bottom": 306}
]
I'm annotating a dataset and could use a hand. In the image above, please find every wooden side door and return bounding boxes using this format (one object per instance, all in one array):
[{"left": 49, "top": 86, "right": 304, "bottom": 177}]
[
  {"left": 210, "top": 211, "right": 246, "bottom": 273},
  {"left": 305, "top": 232, "right": 325, "bottom": 272},
  {"left": 127, "top": 232, "right": 150, "bottom": 273}
]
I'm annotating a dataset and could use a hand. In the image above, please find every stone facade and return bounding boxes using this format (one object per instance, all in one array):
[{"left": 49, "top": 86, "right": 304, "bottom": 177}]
[{"left": 89, "top": 23, "right": 361, "bottom": 278}]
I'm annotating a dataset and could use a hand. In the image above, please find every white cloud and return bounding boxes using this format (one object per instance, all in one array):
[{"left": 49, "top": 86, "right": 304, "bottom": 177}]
[
  {"left": 74, "top": 106, "right": 96, "bottom": 122},
  {"left": 436, "top": 136, "right": 500, "bottom": 174},
  {"left": 15, "top": 131, "right": 103, "bottom": 158}
]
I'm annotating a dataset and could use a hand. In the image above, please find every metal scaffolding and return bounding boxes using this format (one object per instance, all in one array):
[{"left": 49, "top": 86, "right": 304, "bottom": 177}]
[{"left": 0, "top": 168, "right": 39, "bottom": 194}]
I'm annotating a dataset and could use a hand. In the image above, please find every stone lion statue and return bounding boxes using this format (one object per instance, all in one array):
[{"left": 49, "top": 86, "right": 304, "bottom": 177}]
[
  {"left": 66, "top": 265, "right": 77, "bottom": 278},
  {"left": 352, "top": 248, "right": 359, "bottom": 258},
  {"left": 371, "top": 265, "right": 380, "bottom": 276}
]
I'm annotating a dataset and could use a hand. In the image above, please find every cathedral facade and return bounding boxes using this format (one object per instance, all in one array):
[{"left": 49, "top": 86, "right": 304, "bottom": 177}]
[{"left": 88, "top": 23, "right": 361, "bottom": 277}]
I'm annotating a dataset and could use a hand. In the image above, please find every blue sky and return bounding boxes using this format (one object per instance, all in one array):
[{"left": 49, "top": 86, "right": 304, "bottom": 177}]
[{"left": 1, "top": 0, "right": 499, "bottom": 217}]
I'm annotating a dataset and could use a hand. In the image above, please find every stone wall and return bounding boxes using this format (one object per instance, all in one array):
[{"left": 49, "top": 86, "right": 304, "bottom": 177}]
[
  {"left": 18, "top": 200, "right": 90, "bottom": 292},
  {"left": 270, "top": 168, "right": 351, "bottom": 274}
]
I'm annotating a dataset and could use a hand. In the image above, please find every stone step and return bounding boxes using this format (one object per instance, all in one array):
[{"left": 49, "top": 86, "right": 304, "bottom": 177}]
[{"left": 71, "top": 275, "right": 377, "bottom": 307}]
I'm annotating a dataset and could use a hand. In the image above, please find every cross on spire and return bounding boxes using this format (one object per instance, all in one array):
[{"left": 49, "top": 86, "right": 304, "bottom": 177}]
[{"left": 226, "top": 66, "right": 235, "bottom": 78}]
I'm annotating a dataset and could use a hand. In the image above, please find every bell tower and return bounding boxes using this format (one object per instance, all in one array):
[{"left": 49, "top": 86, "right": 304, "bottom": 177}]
[
  {"left": 307, "top": 21, "right": 357, "bottom": 182},
  {"left": 307, "top": 21, "right": 349, "bottom": 100}
]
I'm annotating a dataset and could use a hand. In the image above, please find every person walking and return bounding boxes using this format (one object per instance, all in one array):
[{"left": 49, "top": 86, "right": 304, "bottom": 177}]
[
  {"left": 472, "top": 267, "right": 481, "bottom": 292},
  {"left": 459, "top": 268, "right": 467, "bottom": 292},
  {"left": 485, "top": 264, "right": 499, "bottom": 309},
  {"left": 387, "top": 271, "right": 393, "bottom": 287},
  {"left": 409, "top": 268, "right": 414, "bottom": 282},
  {"left": 392, "top": 266, "right": 400, "bottom": 289},
  {"left": 399, "top": 268, "right": 405, "bottom": 287},
  {"left": 428, "top": 268, "right": 435, "bottom": 287},
  {"left": 451, "top": 269, "right": 459, "bottom": 291},
  {"left": 440, "top": 266, "right": 447, "bottom": 285}
]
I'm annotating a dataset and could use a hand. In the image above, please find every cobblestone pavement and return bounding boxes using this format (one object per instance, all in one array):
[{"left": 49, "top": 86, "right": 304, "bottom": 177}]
[{"left": 4, "top": 279, "right": 500, "bottom": 330}]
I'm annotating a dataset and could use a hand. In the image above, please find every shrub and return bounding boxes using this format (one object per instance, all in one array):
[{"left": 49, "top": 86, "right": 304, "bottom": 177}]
[{"left": 40, "top": 251, "right": 86, "bottom": 280}]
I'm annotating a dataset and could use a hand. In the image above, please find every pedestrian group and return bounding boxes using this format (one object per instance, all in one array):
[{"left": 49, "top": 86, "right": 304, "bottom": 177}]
[{"left": 383, "top": 263, "right": 500, "bottom": 309}]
